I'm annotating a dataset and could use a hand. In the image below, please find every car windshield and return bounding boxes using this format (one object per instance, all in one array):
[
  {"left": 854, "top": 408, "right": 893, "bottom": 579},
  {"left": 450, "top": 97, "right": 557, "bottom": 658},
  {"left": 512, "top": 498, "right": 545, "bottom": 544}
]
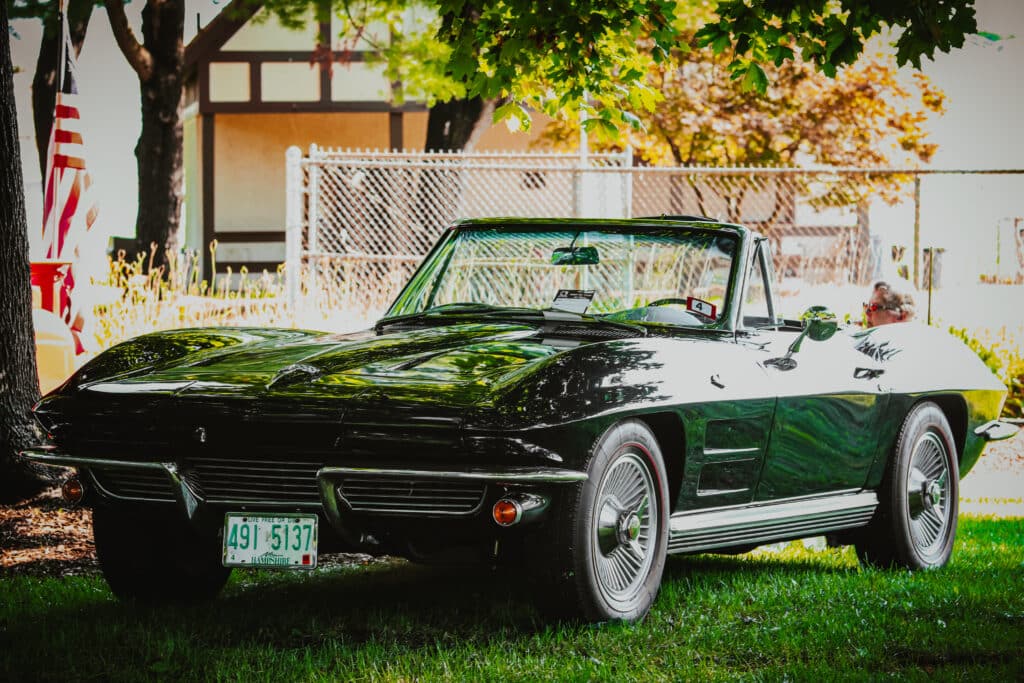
[{"left": 386, "top": 225, "right": 739, "bottom": 328}]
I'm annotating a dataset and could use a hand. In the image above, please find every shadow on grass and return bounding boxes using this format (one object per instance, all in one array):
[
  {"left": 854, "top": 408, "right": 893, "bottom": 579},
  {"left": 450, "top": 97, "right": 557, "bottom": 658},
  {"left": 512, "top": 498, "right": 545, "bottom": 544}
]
[
  {"left": 3, "top": 558, "right": 549, "bottom": 662},
  {"left": 4, "top": 548, "right": 859, "bottom": 656},
  {"left": 5, "top": 517, "right": 1021, "bottom": 680}
]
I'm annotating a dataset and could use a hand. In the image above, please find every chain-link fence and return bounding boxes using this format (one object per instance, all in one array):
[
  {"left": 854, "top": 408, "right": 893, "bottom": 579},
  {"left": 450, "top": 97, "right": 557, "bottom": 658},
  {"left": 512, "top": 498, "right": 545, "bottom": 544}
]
[{"left": 285, "top": 147, "right": 1024, "bottom": 316}]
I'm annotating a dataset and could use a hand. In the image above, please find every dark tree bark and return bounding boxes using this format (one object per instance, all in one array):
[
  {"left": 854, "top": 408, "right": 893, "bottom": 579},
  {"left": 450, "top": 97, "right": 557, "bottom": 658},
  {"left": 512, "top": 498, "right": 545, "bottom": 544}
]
[
  {"left": 106, "top": 0, "right": 184, "bottom": 270},
  {"left": 424, "top": 97, "right": 488, "bottom": 152},
  {"left": 1, "top": 0, "right": 48, "bottom": 502},
  {"left": 31, "top": 0, "right": 95, "bottom": 183},
  {"left": 133, "top": 0, "right": 184, "bottom": 269}
]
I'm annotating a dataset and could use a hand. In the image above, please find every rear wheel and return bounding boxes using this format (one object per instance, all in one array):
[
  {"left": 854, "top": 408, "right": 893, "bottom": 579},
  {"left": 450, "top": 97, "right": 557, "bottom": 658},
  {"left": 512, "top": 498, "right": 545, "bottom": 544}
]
[
  {"left": 855, "top": 402, "right": 958, "bottom": 570},
  {"left": 539, "top": 419, "right": 669, "bottom": 622},
  {"left": 93, "top": 506, "right": 231, "bottom": 602}
]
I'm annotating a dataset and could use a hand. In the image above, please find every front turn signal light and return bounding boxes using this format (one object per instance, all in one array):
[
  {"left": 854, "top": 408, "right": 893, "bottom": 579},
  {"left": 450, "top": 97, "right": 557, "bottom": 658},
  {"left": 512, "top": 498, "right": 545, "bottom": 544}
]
[
  {"left": 492, "top": 499, "right": 522, "bottom": 526},
  {"left": 61, "top": 477, "right": 84, "bottom": 505}
]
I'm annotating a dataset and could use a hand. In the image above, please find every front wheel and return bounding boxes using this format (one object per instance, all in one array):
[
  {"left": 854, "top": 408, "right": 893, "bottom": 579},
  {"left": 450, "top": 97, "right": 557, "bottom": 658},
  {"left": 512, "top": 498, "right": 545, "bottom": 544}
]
[
  {"left": 855, "top": 402, "right": 959, "bottom": 570},
  {"left": 93, "top": 506, "right": 231, "bottom": 602},
  {"left": 540, "top": 419, "right": 670, "bottom": 622}
]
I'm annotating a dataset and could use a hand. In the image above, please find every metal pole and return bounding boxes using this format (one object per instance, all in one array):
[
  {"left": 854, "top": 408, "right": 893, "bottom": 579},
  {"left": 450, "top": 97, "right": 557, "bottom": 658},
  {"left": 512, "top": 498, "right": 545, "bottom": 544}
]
[
  {"left": 913, "top": 175, "right": 921, "bottom": 288},
  {"left": 45, "top": 0, "right": 69, "bottom": 259},
  {"left": 925, "top": 247, "right": 934, "bottom": 325},
  {"left": 285, "top": 145, "right": 302, "bottom": 313},
  {"left": 622, "top": 145, "right": 633, "bottom": 219},
  {"left": 308, "top": 143, "right": 321, "bottom": 310},
  {"left": 1011, "top": 220, "right": 1019, "bottom": 282},
  {"left": 574, "top": 102, "right": 588, "bottom": 218}
]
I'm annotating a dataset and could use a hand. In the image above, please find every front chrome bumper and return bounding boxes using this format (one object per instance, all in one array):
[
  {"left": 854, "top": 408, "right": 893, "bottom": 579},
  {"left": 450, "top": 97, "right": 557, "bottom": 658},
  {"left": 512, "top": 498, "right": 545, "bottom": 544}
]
[{"left": 20, "top": 446, "right": 587, "bottom": 537}]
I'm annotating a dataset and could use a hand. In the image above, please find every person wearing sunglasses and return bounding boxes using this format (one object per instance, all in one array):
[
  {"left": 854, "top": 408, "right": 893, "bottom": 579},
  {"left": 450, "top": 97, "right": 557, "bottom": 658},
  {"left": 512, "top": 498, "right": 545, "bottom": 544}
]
[{"left": 863, "top": 280, "right": 915, "bottom": 327}]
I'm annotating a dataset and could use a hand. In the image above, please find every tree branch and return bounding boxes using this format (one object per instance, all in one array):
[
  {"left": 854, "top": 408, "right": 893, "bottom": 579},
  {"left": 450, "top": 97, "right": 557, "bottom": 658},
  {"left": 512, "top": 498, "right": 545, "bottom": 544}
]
[{"left": 104, "top": 0, "right": 153, "bottom": 81}]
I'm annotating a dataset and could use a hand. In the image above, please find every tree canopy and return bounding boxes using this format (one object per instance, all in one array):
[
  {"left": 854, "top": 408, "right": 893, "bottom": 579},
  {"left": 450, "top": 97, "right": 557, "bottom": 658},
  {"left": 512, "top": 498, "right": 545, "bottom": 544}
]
[
  {"left": 541, "top": 42, "right": 946, "bottom": 221},
  {"left": 301, "top": 0, "right": 980, "bottom": 135},
  {"left": 542, "top": 44, "right": 945, "bottom": 170}
]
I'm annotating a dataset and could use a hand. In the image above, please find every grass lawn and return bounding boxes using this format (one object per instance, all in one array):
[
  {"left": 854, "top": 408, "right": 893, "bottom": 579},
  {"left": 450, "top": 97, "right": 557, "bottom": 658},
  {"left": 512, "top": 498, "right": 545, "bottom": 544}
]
[{"left": 1, "top": 515, "right": 1021, "bottom": 682}]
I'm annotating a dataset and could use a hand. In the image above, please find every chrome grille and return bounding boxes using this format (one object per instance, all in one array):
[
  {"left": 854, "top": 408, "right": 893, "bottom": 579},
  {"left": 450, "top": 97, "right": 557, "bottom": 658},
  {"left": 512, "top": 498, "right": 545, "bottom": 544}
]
[
  {"left": 91, "top": 467, "right": 174, "bottom": 502},
  {"left": 187, "top": 457, "right": 323, "bottom": 505},
  {"left": 338, "top": 476, "right": 486, "bottom": 515}
]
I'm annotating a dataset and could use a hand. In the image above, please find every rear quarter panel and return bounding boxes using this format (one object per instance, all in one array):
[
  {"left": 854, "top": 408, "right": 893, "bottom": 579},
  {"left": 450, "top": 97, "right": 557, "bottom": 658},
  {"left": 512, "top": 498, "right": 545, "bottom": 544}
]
[{"left": 851, "top": 323, "right": 1007, "bottom": 483}]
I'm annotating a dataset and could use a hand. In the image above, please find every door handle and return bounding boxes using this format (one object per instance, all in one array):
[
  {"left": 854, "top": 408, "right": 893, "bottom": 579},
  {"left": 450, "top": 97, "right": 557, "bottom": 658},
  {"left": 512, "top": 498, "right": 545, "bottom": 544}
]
[{"left": 854, "top": 367, "right": 885, "bottom": 380}]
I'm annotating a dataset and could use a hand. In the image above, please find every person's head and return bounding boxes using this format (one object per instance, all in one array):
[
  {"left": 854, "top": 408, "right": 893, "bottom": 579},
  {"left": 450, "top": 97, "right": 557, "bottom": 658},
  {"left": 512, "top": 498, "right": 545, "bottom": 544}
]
[{"left": 864, "top": 280, "right": 915, "bottom": 327}]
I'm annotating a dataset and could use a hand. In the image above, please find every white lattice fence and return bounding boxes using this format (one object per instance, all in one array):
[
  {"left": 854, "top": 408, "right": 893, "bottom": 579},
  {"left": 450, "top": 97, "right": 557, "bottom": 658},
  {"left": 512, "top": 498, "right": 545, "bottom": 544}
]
[
  {"left": 287, "top": 148, "right": 634, "bottom": 313},
  {"left": 289, "top": 149, "right": 1019, "bottom": 316}
]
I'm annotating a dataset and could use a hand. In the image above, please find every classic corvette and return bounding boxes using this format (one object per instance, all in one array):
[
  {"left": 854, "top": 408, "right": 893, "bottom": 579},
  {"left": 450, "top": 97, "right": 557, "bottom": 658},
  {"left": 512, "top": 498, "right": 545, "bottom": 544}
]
[{"left": 23, "top": 217, "right": 1016, "bottom": 622}]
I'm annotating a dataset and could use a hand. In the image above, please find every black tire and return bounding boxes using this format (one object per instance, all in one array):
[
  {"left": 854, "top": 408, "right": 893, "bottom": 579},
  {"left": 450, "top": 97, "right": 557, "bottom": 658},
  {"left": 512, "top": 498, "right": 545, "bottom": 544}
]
[
  {"left": 855, "top": 402, "right": 959, "bottom": 570},
  {"left": 539, "top": 419, "right": 670, "bottom": 622},
  {"left": 93, "top": 506, "right": 231, "bottom": 602}
]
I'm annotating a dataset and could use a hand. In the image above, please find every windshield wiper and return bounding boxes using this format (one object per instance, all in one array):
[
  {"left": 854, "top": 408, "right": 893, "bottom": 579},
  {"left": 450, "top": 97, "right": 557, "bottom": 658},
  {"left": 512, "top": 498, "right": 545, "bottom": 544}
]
[
  {"left": 542, "top": 308, "right": 648, "bottom": 337},
  {"left": 375, "top": 303, "right": 538, "bottom": 331}
]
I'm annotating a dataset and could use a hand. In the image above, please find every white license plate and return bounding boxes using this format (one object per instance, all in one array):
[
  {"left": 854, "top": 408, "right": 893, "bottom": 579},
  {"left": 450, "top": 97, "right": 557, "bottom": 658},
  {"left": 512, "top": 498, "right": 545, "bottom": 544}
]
[{"left": 223, "top": 513, "right": 318, "bottom": 569}]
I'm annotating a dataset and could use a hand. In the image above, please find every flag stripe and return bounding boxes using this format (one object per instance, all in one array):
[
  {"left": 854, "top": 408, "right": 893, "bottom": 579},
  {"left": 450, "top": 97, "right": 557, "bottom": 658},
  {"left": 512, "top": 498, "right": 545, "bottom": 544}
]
[
  {"left": 56, "top": 174, "right": 82, "bottom": 258},
  {"left": 54, "top": 104, "right": 79, "bottom": 119},
  {"left": 53, "top": 154, "right": 87, "bottom": 170},
  {"left": 54, "top": 130, "right": 83, "bottom": 144}
]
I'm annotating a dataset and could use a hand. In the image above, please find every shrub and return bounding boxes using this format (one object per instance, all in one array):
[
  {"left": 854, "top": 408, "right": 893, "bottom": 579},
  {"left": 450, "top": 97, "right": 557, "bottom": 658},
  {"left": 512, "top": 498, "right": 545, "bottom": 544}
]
[
  {"left": 948, "top": 325, "right": 1024, "bottom": 419},
  {"left": 85, "top": 244, "right": 382, "bottom": 356},
  {"left": 89, "top": 245, "right": 291, "bottom": 353}
]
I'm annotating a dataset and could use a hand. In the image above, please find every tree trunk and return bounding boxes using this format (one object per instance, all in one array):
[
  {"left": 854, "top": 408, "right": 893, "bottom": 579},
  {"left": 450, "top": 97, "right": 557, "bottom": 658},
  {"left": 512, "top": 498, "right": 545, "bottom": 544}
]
[
  {"left": 1, "top": 0, "right": 48, "bottom": 502},
  {"left": 31, "top": 0, "right": 94, "bottom": 183},
  {"left": 131, "top": 0, "right": 184, "bottom": 270},
  {"left": 424, "top": 97, "right": 488, "bottom": 152}
]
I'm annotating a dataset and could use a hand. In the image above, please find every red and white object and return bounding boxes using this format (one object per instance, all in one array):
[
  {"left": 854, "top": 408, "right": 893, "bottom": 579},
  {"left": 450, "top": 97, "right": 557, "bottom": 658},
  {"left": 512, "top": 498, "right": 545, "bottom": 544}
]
[
  {"left": 40, "top": 7, "right": 98, "bottom": 354},
  {"left": 686, "top": 296, "right": 717, "bottom": 319}
]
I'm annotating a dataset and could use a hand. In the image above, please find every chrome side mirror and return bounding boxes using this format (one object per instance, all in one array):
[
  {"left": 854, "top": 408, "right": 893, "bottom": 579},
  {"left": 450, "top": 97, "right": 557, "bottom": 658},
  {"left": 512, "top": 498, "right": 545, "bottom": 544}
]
[
  {"left": 766, "top": 306, "right": 838, "bottom": 371},
  {"left": 802, "top": 306, "right": 839, "bottom": 343}
]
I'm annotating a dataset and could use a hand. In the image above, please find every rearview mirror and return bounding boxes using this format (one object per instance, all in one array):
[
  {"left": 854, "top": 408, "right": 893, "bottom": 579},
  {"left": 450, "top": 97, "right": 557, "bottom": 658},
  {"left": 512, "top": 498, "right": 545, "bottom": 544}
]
[{"left": 551, "top": 246, "right": 600, "bottom": 266}]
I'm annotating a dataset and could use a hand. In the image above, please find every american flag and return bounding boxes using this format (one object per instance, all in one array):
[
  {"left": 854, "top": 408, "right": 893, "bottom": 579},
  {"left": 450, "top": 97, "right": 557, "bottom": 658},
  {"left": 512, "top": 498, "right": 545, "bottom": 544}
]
[{"left": 41, "top": 8, "right": 98, "bottom": 353}]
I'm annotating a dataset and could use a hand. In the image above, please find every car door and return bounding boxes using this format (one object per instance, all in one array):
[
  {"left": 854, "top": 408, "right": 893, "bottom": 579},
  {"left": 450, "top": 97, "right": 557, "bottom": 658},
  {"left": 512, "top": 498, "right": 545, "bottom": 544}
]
[
  {"left": 736, "top": 239, "right": 889, "bottom": 501},
  {"left": 752, "top": 329, "right": 889, "bottom": 500}
]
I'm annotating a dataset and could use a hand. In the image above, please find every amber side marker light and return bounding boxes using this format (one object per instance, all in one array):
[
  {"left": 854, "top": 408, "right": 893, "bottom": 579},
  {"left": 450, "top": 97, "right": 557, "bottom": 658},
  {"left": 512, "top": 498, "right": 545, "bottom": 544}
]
[
  {"left": 61, "top": 478, "right": 84, "bottom": 505},
  {"left": 492, "top": 498, "right": 522, "bottom": 526}
]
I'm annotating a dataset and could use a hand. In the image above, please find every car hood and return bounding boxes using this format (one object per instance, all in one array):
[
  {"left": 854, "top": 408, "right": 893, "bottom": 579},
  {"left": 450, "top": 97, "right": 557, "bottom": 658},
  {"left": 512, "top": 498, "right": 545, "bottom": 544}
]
[{"left": 78, "top": 323, "right": 567, "bottom": 408}]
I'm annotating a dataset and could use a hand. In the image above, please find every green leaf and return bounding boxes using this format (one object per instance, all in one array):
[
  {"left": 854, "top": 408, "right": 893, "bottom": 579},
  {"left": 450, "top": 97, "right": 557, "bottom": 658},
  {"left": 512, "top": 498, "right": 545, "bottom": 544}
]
[
  {"left": 740, "top": 63, "right": 768, "bottom": 93},
  {"left": 492, "top": 101, "right": 531, "bottom": 132},
  {"left": 976, "top": 31, "right": 1010, "bottom": 42},
  {"left": 621, "top": 111, "right": 643, "bottom": 130},
  {"left": 768, "top": 45, "right": 795, "bottom": 66},
  {"left": 582, "top": 117, "right": 619, "bottom": 141}
]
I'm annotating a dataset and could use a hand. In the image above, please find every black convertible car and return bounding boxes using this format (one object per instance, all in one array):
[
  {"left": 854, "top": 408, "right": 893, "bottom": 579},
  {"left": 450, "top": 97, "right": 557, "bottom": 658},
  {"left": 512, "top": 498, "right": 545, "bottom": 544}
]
[{"left": 23, "top": 217, "right": 1015, "bottom": 622}]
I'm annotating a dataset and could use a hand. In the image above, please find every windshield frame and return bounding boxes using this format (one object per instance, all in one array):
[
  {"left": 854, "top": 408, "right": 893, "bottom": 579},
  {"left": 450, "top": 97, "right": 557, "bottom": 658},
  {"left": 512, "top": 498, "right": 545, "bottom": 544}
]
[{"left": 381, "top": 220, "right": 747, "bottom": 332}]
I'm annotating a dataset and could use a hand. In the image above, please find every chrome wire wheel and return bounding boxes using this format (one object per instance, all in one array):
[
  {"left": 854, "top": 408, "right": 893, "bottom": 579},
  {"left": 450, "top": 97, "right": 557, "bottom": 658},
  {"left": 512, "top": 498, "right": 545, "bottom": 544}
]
[
  {"left": 854, "top": 401, "right": 959, "bottom": 571},
  {"left": 906, "top": 431, "right": 953, "bottom": 556},
  {"left": 543, "top": 419, "right": 668, "bottom": 622},
  {"left": 590, "top": 449, "right": 658, "bottom": 610}
]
